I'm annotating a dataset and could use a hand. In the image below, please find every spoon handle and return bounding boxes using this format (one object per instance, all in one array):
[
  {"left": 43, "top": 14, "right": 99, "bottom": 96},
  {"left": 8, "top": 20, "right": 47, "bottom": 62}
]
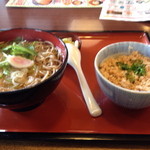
[{"left": 74, "top": 65, "right": 102, "bottom": 117}]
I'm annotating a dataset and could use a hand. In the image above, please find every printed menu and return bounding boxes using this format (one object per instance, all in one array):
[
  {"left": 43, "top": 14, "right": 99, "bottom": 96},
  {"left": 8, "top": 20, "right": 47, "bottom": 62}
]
[
  {"left": 6, "top": 0, "right": 104, "bottom": 8},
  {"left": 100, "top": 0, "right": 150, "bottom": 21},
  {"left": 6, "top": 0, "right": 150, "bottom": 21}
]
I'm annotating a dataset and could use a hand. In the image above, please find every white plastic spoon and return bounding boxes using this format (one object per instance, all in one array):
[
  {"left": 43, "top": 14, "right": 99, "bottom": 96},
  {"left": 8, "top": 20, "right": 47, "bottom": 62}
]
[{"left": 66, "top": 43, "right": 102, "bottom": 117}]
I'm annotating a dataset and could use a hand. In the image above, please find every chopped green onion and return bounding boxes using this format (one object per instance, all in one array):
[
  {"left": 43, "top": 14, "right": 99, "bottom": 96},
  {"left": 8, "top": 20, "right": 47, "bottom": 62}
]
[
  {"left": 116, "top": 62, "right": 130, "bottom": 70},
  {"left": 116, "top": 59, "right": 146, "bottom": 83},
  {"left": 2, "top": 42, "right": 37, "bottom": 59},
  {"left": 0, "top": 60, "right": 10, "bottom": 76},
  {"left": 131, "top": 60, "right": 146, "bottom": 76}
]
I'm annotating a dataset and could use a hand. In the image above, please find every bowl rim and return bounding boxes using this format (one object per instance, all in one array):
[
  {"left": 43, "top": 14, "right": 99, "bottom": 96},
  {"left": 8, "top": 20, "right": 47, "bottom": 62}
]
[
  {"left": 0, "top": 28, "right": 68, "bottom": 94},
  {"left": 94, "top": 41, "right": 150, "bottom": 94}
]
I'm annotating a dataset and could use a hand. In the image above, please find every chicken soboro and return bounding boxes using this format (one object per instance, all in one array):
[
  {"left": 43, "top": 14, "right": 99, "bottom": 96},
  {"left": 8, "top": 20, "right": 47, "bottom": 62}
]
[{"left": 99, "top": 51, "right": 150, "bottom": 91}]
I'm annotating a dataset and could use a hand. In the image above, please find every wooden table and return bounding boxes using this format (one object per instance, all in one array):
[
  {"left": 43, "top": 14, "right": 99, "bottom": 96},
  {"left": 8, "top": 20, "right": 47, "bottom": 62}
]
[
  {"left": 0, "top": 0, "right": 150, "bottom": 149},
  {"left": 1, "top": 0, "right": 150, "bottom": 33},
  {"left": 0, "top": 140, "right": 150, "bottom": 150}
]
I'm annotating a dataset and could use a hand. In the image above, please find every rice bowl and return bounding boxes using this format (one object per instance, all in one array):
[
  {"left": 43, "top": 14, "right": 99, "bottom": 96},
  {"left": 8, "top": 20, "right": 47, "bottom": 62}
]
[{"left": 94, "top": 42, "right": 150, "bottom": 109}]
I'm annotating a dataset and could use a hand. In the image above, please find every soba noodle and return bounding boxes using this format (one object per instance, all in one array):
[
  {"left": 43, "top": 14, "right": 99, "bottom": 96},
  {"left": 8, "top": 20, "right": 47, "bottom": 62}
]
[{"left": 0, "top": 40, "right": 63, "bottom": 92}]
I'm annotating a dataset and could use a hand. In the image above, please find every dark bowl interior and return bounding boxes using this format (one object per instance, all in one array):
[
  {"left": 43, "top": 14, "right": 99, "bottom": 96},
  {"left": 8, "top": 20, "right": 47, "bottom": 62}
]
[{"left": 0, "top": 28, "right": 68, "bottom": 111}]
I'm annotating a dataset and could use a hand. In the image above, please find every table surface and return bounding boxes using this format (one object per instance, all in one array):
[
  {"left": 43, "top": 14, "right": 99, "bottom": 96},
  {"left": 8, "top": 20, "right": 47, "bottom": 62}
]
[
  {"left": 1, "top": 0, "right": 150, "bottom": 33},
  {"left": 0, "top": 0, "right": 150, "bottom": 149},
  {"left": 0, "top": 140, "right": 150, "bottom": 150}
]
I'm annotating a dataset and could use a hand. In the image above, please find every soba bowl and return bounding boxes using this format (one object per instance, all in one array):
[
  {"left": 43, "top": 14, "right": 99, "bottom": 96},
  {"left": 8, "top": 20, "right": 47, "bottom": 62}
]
[
  {"left": 94, "top": 42, "right": 150, "bottom": 109},
  {"left": 0, "top": 28, "right": 68, "bottom": 111}
]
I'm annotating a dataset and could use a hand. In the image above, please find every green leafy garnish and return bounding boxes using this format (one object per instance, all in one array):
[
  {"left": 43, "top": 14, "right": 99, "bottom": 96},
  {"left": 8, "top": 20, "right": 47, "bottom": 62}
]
[
  {"left": 131, "top": 59, "right": 146, "bottom": 76},
  {"left": 0, "top": 60, "right": 9, "bottom": 67},
  {"left": 116, "top": 59, "right": 146, "bottom": 83},
  {"left": 2, "top": 42, "right": 37, "bottom": 59},
  {"left": 0, "top": 40, "right": 37, "bottom": 78},
  {"left": 116, "top": 62, "right": 130, "bottom": 70},
  {"left": 3, "top": 66, "right": 10, "bottom": 76},
  {"left": 0, "top": 60, "right": 10, "bottom": 76}
]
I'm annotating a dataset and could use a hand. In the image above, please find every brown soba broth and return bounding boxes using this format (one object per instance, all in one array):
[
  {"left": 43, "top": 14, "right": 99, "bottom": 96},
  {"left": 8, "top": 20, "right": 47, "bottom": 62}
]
[{"left": 0, "top": 40, "right": 63, "bottom": 92}]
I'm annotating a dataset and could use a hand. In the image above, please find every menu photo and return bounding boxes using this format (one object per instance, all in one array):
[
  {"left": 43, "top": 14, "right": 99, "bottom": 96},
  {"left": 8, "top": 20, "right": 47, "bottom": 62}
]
[{"left": 6, "top": 0, "right": 105, "bottom": 8}]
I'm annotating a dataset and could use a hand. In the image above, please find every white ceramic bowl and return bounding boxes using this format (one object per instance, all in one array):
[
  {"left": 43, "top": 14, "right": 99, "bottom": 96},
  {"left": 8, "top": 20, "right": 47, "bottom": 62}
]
[{"left": 94, "top": 42, "right": 150, "bottom": 109}]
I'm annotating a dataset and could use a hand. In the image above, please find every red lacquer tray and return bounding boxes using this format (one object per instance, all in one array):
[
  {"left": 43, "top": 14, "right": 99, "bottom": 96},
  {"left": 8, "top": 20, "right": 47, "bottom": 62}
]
[{"left": 0, "top": 31, "right": 150, "bottom": 141}]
